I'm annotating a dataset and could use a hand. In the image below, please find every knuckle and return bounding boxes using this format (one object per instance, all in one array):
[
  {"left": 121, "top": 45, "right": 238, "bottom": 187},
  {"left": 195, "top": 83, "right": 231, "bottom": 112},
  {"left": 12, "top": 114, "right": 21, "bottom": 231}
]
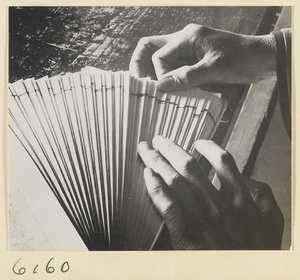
[
  {"left": 184, "top": 23, "right": 203, "bottom": 34},
  {"left": 149, "top": 185, "right": 163, "bottom": 198},
  {"left": 180, "top": 155, "right": 199, "bottom": 174},
  {"left": 218, "top": 150, "right": 235, "bottom": 168},
  {"left": 148, "top": 154, "right": 162, "bottom": 167},
  {"left": 165, "top": 173, "right": 182, "bottom": 188},
  {"left": 183, "top": 24, "right": 211, "bottom": 42},
  {"left": 137, "top": 36, "right": 152, "bottom": 46}
]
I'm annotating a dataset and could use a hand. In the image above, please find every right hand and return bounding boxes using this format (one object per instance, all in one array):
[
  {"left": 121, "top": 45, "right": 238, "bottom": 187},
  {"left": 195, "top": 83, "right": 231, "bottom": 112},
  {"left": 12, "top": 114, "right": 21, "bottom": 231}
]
[
  {"left": 130, "top": 24, "right": 277, "bottom": 92},
  {"left": 138, "top": 136, "right": 284, "bottom": 250}
]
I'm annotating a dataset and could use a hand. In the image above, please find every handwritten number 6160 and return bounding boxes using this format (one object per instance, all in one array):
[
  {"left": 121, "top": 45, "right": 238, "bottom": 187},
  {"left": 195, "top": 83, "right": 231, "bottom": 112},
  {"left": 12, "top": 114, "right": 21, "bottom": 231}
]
[{"left": 12, "top": 258, "right": 70, "bottom": 275}]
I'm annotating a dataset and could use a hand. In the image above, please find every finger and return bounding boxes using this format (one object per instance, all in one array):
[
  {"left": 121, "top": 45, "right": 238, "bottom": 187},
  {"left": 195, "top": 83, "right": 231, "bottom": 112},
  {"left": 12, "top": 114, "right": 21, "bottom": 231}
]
[
  {"left": 138, "top": 141, "right": 200, "bottom": 212},
  {"left": 151, "top": 136, "right": 221, "bottom": 216},
  {"left": 138, "top": 141, "right": 185, "bottom": 187},
  {"left": 129, "top": 43, "right": 155, "bottom": 78},
  {"left": 151, "top": 41, "right": 185, "bottom": 79},
  {"left": 194, "top": 140, "right": 243, "bottom": 188},
  {"left": 143, "top": 167, "right": 185, "bottom": 235},
  {"left": 129, "top": 35, "right": 168, "bottom": 78},
  {"left": 242, "top": 177, "right": 282, "bottom": 214},
  {"left": 194, "top": 140, "right": 254, "bottom": 206},
  {"left": 152, "top": 135, "right": 216, "bottom": 191},
  {"left": 158, "top": 58, "right": 215, "bottom": 92}
]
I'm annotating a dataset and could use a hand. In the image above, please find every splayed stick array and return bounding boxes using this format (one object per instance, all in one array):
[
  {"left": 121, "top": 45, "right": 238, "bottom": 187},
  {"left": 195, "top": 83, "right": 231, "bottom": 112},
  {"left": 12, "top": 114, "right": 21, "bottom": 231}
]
[{"left": 9, "top": 66, "right": 226, "bottom": 250}]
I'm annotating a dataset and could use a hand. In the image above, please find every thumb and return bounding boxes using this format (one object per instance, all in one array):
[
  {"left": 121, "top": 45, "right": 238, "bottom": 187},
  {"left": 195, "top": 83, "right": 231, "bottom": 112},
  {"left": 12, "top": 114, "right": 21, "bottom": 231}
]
[{"left": 158, "top": 61, "right": 214, "bottom": 92}]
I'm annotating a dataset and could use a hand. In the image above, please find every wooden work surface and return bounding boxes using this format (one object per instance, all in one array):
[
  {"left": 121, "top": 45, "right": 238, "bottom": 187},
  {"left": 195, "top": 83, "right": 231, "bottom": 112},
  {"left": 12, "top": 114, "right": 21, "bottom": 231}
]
[{"left": 9, "top": 6, "right": 283, "bottom": 250}]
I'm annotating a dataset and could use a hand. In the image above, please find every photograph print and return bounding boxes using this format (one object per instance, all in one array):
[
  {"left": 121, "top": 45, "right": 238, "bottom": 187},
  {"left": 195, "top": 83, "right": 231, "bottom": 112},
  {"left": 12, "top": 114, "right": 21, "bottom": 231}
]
[{"left": 8, "top": 6, "right": 291, "bottom": 251}]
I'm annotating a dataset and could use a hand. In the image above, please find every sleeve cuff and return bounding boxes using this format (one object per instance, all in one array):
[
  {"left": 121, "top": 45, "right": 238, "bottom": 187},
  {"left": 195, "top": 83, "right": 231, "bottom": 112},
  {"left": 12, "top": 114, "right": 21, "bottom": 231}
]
[{"left": 271, "top": 29, "right": 291, "bottom": 138}]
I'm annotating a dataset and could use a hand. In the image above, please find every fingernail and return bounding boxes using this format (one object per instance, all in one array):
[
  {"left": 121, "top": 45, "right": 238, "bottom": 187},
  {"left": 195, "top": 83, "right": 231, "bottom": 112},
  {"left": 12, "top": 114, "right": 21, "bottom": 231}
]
[
  {"left": 194, "top": 140, "right": 204, "bottom": 152},
  {"left": 194, "top": 140, "right": 200, "bottom": 148},
  {"left": 152, "top": 135, "right": 166, "bottom": 150},
  {"left": 137, "top": 141, "right": 150, "bottom": 155},
  {"left": 158, "top": 76, "right": 179, "bottom": 92}
]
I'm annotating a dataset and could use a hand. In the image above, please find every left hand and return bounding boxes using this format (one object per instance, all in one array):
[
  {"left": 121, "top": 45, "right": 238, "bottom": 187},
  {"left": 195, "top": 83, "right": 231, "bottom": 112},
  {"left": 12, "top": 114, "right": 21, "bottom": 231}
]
[
  {"left": 129, "top": 24, "right": 276, "bottom": 92},
  {"left": 137, "top": 135, "right": 284, "bottom": 250}
]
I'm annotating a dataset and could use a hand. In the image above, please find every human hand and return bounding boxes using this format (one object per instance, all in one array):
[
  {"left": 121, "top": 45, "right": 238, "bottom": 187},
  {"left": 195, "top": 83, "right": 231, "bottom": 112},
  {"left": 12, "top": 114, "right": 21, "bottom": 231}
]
[
  {"left": 138, "top": 136, "right": 284, "bottom": 250},
  {"left": 130, "top": 24, "right": 277, "bottom": 91}
]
